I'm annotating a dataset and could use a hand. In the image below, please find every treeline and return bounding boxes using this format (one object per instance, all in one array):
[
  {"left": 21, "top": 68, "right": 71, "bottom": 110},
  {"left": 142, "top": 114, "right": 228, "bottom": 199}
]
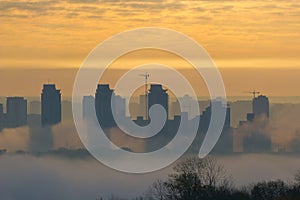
[{"left": 98, "top": 156, "right": 300, "bottom": 200}]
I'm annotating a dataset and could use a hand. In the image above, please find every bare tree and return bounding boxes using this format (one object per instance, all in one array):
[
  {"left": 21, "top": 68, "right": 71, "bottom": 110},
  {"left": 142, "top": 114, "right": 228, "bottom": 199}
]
[
  {"left": 172, "top": 156, "right": 231, "bottom": 188},
  {"left": 145, "top": 156, "right": 232, "bottom": 200},
  {"left": 295, "top": 170, "right": 300, "bottom": 185},
  {"left": 145, "top": 180, "right": 168, "bottom": 200}
]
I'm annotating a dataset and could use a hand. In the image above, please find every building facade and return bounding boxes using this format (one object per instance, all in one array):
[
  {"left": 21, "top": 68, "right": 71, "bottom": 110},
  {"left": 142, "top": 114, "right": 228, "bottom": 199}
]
[
  {"left": 41, "top": 84, "right": 61, "bottom": 126},
  {"left": 253, "top": 95, "right": 269, "bottom": 118},
  {"left": 148, "top": 84, "right": 169, "bottom": 119},
  {"left": 95, "top": 84, "right": 116, "bottom": 127},
  {"left": 6, "top": 97, "right": 27, "bottom": 128}
]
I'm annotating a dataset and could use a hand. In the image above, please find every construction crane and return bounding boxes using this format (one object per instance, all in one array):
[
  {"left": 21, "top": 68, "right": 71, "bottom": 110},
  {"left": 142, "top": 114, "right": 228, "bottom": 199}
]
[
  {"left": 139, "top": 72, "right": 150, "bottom": 120},
  {"left": 245, "top": 90, "right": 260, "bottom": 98}
]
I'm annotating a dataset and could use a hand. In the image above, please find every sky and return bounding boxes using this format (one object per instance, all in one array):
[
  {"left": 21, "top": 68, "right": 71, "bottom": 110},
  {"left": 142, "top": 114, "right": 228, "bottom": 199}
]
[
  {"left": 0, "top": 0, "right": 300, "bottom": 97},
  {"left": 0, "top": 0, "right": 300, "bottom": 69},
  {"left": 0, "top": 2, "right": 300, "bottom": 196},
  {"left": 0, "top": 67, "right": 299, "bottom": 97}
]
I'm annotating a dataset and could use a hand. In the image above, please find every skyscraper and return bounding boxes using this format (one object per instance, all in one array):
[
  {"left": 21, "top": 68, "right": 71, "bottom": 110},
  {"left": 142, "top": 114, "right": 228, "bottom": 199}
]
[
  {"left": 139, "top": 94, "right": 147, "bottom": 119},
  {"left": 83, "top": 95, "right": 95, "bottom": 119},
  {"left": 0, "top": 104, "right": 4, "bottom": 131},
  {"left": 0, "top": 104, "right": 3, "bottom": 115},
  {"left": 148, "top": 84, "right": 169, "bottom": 119},
  {"left": 29, "top": 100, "right": 41, "bottom": 115},
  {"left": 41, "top": 84, "right": 61, "bottom": 126},
  {"left": 62, "top": 100, "right": 72, "bottom": 120},
  {"left": 95, "top": 84, "right": 116, "bottom": 127},
  {"left": 253, "top": 95, "right": 269, "bottom": 118},
  {"left": 6, "top": 97, "right": 27, "bottom": 128},
  {"left": 199, "top": 99, "right": 230, "bottom": 132},
  {"left": 114, "top": 95, "right": 126, "bottom": 119}
]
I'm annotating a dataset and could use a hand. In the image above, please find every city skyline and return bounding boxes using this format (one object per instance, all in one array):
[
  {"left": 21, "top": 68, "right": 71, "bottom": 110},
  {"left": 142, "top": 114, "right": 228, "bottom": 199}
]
[
  {"left": 0, "top": 81, "right": 295, "bottom": 155},
  {"left": 0, "top": 82, "right": 273, "bottom": 153},
  {"left": 1, "top": 0, "right": 300, "bottom": 199},
  {"left": 0, "top": 82, "right": 269, "bottom": 125}
]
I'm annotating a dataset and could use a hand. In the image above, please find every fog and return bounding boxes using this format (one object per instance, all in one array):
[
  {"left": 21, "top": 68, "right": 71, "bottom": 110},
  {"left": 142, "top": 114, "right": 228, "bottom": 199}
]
[
  {"left": 0, "top": 154, "right": 168, "bottom": 200},
  {"left": 217, "top": 154, "right": 300, "bottom": 186},
  {"left": 0, "top": 103, "right": 300, "bottom": 199},
  {"left": 0, "top": 121, "right": 83, "bottom": 153},
  {"left": 232, "top": 103, "right": 300, "bottom": 152},
  {"left": 0, "top": 127, "right": 30, "bottom": 152},
  {"left": 0, "top": 154, "right": 300, "bottom": 199}
]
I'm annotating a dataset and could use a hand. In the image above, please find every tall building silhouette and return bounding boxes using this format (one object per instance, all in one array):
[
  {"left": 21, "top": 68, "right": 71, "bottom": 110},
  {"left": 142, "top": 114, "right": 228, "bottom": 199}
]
[
  {"left": 0, "top": 104, "right": 3, "bottom": 116},
  {"left": 62, "top": 100, "right": 72, "bottom": 120},
  {"left": 237, "top": 94, "right": 271, "bottom": 153},
  {"left": 83, "top": 95, "right": 95, "bottom": 119},
  {"left": 199, "top": 99, "right": 230, "bottom": 132},
  {"left": 230, "top": 100, "right": 252, "bottom": 127},
  {"left": 114, "top": 95, "right": 126, "bottom": 119},
  {"left": 41, "top": 84, "right": 61, "bottom": 126},
  {"left": 148, "top": 84, "right": 169, "bottom": 119},
  {"left": 29, "top": 100, "right": 41, "bottom": 114},
  {"left": 6, "top": 97, "right": 27, "bottom": 128},
  {"left": 139, "top": 94, "right": 147, "bottom": 119},
  {"left": 0, "top": 104, "right": 4, "bottom": 131},
  {"left": 95, "top": 84, "right": 115, "bottom": 127},
  {"left": 253, "top": 95, "right": 269, "bottom": 118}
]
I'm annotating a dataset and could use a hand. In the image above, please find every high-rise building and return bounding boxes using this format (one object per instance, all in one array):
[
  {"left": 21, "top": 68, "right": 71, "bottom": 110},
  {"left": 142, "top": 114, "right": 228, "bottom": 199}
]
[
  {"left": 253, "top": 95, "right": 269, "bottom": 118},
  {"left": 171, "top": 100, "right": 180, "bottom": 118},
  {"left": 0, "top": 104, "right": 4, "bottom": 130},
  {"left": 0, "top": 104, "right": 3, "bottom": 116},
  {"left": 199, "top": 99, "right": 230, "bottom": 132},
  {"left": 129, "top": 101, "right": 139, "bottom": 120},
  {"left": 114, "top": 95, "right": 126, "bottom": 119},
  {"left": 6, "top": 97, "right": 27, "bottom": 128},
  {"left": 83, "top": 95, "right": 95, "bottom": 119},
  {"left": 139, "top": 94, "right": 147, "bottom": 119},
  {"left": 62, "top": 100, "right": 72, "bottom": 120},
  {"left": 41, "top": 84, "right": 61, "bottom": 126},
  {"left": 230, "top": 100, "right": 252, "bottom": 128},
  {"left": 148, "top": 84, "right": 169, "bottom": 119},
  {"left": 95, "top": 84, "right": 115, "bottom": 127},
  {"left": 29, "top": 100, "right": 41, "bottom": 114}
]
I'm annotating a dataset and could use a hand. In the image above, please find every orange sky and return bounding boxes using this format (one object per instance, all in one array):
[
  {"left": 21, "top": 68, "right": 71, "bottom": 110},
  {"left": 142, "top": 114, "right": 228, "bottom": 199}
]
[
  {"left": 0, "top": 0, "right": 299, "bottom": 69},
  {"left": 0, "top": 0, "right": 300, "bottom": 97}
]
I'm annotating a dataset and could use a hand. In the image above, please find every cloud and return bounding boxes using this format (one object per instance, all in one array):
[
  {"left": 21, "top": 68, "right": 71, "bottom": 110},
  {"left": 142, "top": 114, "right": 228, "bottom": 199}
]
[
  {"left": 124, "top": 1, "right": 184, "bottom": 11},
  {"left": 65, "top": 12, "right": 79, "bottom": 18},
  {"left": 66, "top": 0, "right": 100, "bottom": 3},
  {"left": 0, "top": 13, "right": 28, "bottom": 18},
  {"left": 0, "top": 1, "right": 58, "bottom": 12},
  {"left": 100, "top": 0, "right": 165, "bottom": 2}
]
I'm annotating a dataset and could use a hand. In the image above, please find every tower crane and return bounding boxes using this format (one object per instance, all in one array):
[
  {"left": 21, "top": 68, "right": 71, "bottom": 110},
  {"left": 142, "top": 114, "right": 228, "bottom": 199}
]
[
  {"left": 245, "top": 90, "right": 260, "bottom": 98},
  {"left": 139, "top": 72, "right": 150, "bottom": 120}
]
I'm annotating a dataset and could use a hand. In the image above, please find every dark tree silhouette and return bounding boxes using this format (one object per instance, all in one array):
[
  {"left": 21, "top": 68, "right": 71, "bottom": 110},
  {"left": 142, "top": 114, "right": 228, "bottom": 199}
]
[
  {"left": 145, "top": 180, "right": 168, "bottom": 200},
  {"left": 146, "top": 156, "right": 233, "bottom": 200},
  {"left": 97, "top": 162, "right": 300, "bottom": 200},
  {"left": 251, "top": 180, "right": 288, "bottom": 200}
]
